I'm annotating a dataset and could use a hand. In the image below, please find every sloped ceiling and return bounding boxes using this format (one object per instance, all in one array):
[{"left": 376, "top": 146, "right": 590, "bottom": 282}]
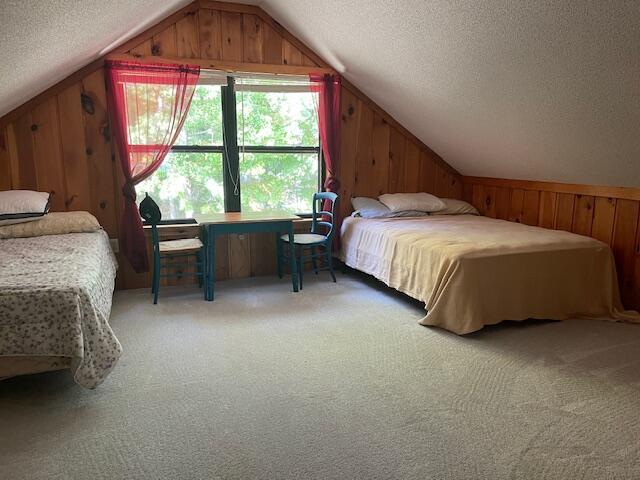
[
  {"left": 0, "top": 0, "right": 191, "bottom": 115},
  {"left": 1, "top": 1, "right": 638, "bottom": 187},
  {"left": 256, "top": 0, "right": 640, "bottom": 188}
]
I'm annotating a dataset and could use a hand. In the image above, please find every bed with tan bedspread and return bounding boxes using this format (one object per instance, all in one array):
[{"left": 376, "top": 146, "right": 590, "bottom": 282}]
[
  {"left": 0, "top": 228, "right": 121, "bottom": 387},
  {"left": 340, "top": 215, "right": 639, "bottom": 334}
]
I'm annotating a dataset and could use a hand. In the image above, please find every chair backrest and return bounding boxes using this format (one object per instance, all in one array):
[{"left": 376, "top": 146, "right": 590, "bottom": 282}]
[
  {"left": 139, "top": 193, "right": 162, "bottom": 248},
  {"left": 311, "top": 192, "right": 339, "bottom": 239},
  {"left": 139, "top": 193, "right": 162, "bottom": 224}
]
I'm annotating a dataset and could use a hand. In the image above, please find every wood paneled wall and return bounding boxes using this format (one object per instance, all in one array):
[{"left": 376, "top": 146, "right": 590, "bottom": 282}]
[
  {"left": 0, "top": 1, "right": 460, "bottom": 289},
  {"left": 463, "top": 177, "right": 640, "bottom": 310},
  {"left": 336, "top": 86, "right": 462, "bottom": 225}
]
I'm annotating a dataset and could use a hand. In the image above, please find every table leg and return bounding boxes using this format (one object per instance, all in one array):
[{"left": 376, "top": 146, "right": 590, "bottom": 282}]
[
  {"left": 202, "top": 226, "right": 209, "bottom": 301},
  {"left": 288, "top": 223, "right": 298, "bottom": 292},
  {"left": 207, "top": 225, "right": 216, "bottom": 301},
  {"left": 275, "top": 231, "right": 283, "bottom": 279}
]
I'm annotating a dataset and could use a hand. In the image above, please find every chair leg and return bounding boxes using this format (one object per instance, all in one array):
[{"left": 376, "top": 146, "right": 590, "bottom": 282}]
[
  {"left": 276, "top": 233, "right": 283, "bottom": 279},
  {"left": 326, "top": 244, "right": 336, "bottom": 283},
  {"left": 153, "top": 252, "right": 161, "bottom": 304},
  {"left": 197, "top": 251, "right": 203, "bottom": 289},
  {"left": 298, "top": 245, "right": 304, "bottom": 290},
  {"left": 311, "top": 246, "right": 318, "bottom": 274},
  {"left": 151, "top": 252, "right": 157, "bottom": 295}
]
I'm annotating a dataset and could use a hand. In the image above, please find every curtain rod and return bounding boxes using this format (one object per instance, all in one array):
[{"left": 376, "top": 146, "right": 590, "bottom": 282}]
[
  {"left": 199, "top": 70, "right": 316, "bottom": 91},
  {"left": 106, "top": 54, "right": 336, "bottom": 76},
  {"left": 201, "top": 70, "right": 311, "bottom": 82}
]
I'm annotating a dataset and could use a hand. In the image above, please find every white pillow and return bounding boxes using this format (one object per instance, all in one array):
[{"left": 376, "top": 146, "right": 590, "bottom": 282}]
[
  {"left": 351, "top": 197, "right": 391, "bottom": 218},
  {"left": 351, "top": 197, "right": 431, "bottom": 218},
  {"left": 0, "top": 190, "right": 51, "bottom": 226},
  {"left": 430, "top": 198, "right": 479, "bottom": 216},
  {"left": 378, "top": 192, "right": 445, "bottom": 213}
]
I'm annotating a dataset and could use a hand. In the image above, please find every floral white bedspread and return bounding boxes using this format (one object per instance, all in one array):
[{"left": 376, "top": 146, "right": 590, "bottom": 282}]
[{"left": 0, "top": 230, "right": 121, "bottom": 388}]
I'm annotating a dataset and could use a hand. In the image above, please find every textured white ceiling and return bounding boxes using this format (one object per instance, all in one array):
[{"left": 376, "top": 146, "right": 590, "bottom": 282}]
[
  {"left": 1, "top": 1, "right": 638, "bottom": 187},
  {"left": 256, "top": 0, "right": 640, "bottom": 188},
  {"left": 0, "top": 0, "right": 190, "bottom": 116}
]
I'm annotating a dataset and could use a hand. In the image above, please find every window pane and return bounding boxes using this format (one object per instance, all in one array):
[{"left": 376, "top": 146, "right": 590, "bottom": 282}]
[
  {"left": 236, "top": 91, "right": 318, "bottom": 147},
  {"left": 240, "top": 152, "right": 319, "bottom": 213},
  {"left": 174, "top": 84, "right": 223, "bottom": 146},
  {"left": 136, "top": 151, "right": 224, "bottom": 219}
]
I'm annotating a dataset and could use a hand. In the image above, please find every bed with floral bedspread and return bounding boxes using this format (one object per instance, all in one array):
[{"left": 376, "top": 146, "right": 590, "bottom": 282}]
[{"left": 0, "top": 229, "right": 121, "bottom": 388}]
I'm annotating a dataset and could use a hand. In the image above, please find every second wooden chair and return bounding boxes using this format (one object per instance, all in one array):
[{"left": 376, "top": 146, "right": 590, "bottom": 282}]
[{"left": 277, "top": 192, "right": 338, "bottom": 289}]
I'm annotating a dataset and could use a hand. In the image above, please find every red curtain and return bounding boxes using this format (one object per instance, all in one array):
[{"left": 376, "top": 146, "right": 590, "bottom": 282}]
[
  {"left": 310, "top": 73, "right": 341, "bottom": 194},
  {"left": 310, "top": 73, "right": 341, "bottom": 246},
  {"left": 105, "top": 61, "right": 200, "bottom": 273}
]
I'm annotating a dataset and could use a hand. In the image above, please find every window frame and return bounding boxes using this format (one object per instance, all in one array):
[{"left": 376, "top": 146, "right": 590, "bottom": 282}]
[{"left": 164, "top": 75, "right": 322, "bottom": 217}]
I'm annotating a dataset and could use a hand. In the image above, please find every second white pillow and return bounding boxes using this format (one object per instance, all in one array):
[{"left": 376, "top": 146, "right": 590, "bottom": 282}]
[{"left": 378, "top": 192, "right": 445, "bottom": 213}]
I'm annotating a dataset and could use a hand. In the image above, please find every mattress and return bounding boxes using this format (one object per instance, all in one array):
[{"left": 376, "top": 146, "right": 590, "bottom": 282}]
[
  {"left": 340, "top": 215, "right": 639, "bottom": 334},
  {"left": 0, "top": 230, "right": 121, "bottom": 387}
]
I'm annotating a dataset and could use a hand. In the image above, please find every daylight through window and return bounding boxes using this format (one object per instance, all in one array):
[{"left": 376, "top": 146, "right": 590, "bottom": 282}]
[{"left": 136, "top": 73, "right": 320, "bottom": 220}]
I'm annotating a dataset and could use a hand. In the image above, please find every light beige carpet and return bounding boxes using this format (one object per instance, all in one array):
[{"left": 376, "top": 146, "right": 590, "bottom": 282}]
[{"left": 1, "top": 273, "right": 640, "bottom": 479}]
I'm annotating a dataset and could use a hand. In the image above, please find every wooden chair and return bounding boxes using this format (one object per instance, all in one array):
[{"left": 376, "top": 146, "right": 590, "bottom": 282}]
[
  {"left": 139, "top": 194, "right": 206, "bottom": 304},
  {"left": 277, "top": 192, "right": 338, "bottom": 289}
]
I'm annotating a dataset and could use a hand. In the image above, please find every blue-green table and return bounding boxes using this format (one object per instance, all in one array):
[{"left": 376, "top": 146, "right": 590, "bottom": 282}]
[{"left": 195, "top": 211, "right": 300, "bottom": 301}]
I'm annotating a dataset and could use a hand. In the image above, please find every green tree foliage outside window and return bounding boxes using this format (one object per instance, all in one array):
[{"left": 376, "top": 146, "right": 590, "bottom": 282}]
[
  {"left": 137, "top": 79, "right": 320, "bottom": 220},
  {"left": 237, "top": 90, "right": 318, "bottom": 212}
]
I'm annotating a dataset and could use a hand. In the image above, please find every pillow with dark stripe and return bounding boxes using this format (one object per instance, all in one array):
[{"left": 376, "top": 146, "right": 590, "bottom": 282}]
[{"left": 0, "top": 190, "right": 51, "bottom": 226}]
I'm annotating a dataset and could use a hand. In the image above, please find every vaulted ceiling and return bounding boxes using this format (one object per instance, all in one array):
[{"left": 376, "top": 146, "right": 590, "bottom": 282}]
[
  {"left": 1, "top": 0, "right": 638, "bottom": 187},
  {"left": 0, "top": 0, "right": 190, "bottom": 111}
]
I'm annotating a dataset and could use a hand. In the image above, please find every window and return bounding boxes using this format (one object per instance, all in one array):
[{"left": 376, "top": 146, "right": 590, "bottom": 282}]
[
  {"left": 136, "top": 74, "right": 320, "bottom": 220},
  {"left": 236, "top": 80, "right": 320, "bottom": 213},
  {"left": 136, "top": 82, "right": 225, "bottom": 219}
]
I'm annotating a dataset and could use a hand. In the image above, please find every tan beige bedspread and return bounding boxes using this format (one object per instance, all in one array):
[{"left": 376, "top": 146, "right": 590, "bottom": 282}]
[{"left": 340, "top": 215, "right": 639, "bottom": 334}]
